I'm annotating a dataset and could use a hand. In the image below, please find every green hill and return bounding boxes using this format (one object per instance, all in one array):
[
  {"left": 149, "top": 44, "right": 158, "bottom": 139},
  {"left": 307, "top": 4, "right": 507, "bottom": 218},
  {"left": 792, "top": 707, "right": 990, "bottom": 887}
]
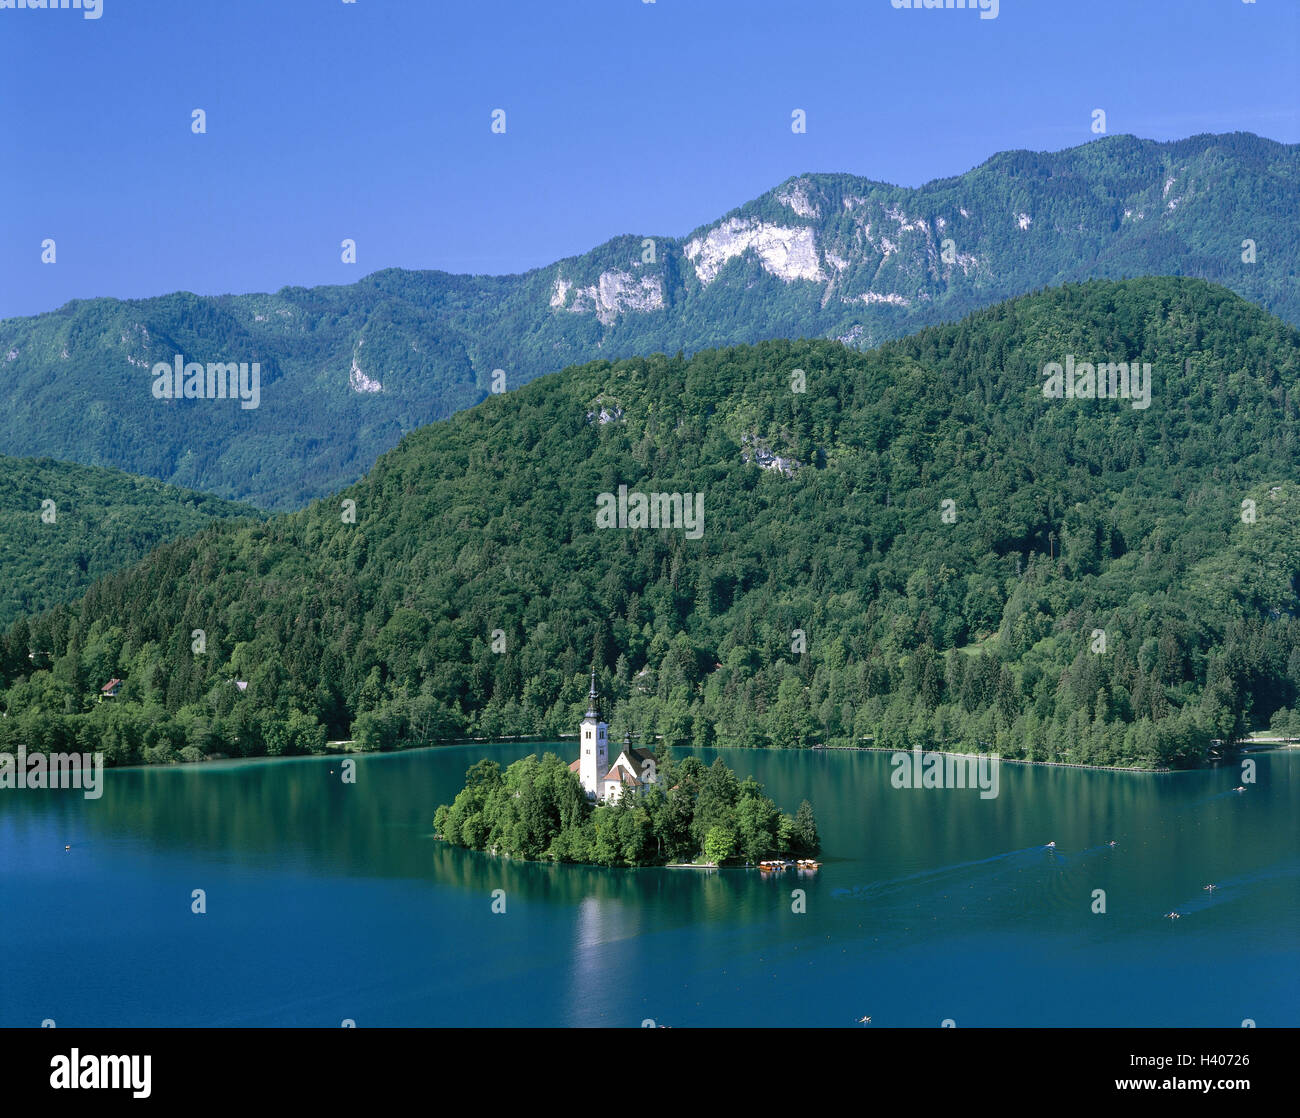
[
  {"left": 0, "top": 133, "right": 1295, "bottom": 509},
  {"left": 2, "top": 277, "right": 1298, "bottom": 770},
  {"left": 0, "top": 456, "right": 259, "bottom": 629}
]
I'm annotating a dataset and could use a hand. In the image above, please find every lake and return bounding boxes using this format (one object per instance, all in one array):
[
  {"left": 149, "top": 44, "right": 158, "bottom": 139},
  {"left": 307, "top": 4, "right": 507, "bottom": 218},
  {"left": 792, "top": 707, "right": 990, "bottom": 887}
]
[{"left": 1, "top": 744, "right": 1295, "bottom": 1027}]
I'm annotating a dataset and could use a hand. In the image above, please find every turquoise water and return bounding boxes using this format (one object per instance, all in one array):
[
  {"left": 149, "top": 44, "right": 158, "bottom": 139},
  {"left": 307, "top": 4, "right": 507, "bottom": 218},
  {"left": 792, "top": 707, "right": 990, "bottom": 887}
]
[{"left": 1, "top": 745, "right": 1295, "bottom": 1027}]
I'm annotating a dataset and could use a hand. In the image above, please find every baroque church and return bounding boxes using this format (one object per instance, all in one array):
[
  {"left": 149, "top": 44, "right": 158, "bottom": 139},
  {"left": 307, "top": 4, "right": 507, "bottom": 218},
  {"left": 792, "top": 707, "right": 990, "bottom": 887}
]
[{"left": 569, "top": 672, "right": 655, "bottom": 802}]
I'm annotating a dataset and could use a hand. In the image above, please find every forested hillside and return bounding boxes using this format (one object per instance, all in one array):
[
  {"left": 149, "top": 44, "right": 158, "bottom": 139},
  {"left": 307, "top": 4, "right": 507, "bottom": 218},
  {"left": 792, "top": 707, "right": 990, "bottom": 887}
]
[
  {"left": 0, "top": 133, "right": 1294, "bottom": 508},
  {"left": 2, "top": 277, "right": 1299, "bottom": 769},
  {"left": 0, "top": 456, "right": 258, "bottom": 628}
]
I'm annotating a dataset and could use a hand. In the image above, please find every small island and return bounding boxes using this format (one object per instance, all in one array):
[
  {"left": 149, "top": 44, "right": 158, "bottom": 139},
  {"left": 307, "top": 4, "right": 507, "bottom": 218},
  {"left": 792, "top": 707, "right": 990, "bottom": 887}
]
[
  {"left": 434, "top": 750, "right": 819, "bottom": 868},
  {"left": 434, "top": 675, "right": 819, "bottom": 868}
]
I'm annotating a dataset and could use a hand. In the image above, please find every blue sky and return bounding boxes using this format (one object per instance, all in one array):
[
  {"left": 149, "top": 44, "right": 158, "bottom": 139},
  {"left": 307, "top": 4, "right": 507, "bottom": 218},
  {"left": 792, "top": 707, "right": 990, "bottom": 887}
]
[{"left": 1, "top": 0, "right": 1296, "bottom": 319}]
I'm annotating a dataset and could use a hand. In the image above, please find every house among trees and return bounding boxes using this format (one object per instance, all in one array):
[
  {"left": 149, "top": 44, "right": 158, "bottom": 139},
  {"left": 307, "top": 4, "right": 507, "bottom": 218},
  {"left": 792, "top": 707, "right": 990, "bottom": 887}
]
[
  {"left": 570, "top": 672, "right": 655, "bottom": 802},
  {"left": 100, "top": 678, "right": 123, "bottom": 700}
]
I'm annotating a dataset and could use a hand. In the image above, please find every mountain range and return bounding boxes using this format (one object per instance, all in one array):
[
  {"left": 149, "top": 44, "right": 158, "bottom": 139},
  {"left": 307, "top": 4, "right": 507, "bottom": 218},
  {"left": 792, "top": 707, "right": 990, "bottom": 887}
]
[{"left": 1, "top": 132, "right": 1294, "bottom": 509}]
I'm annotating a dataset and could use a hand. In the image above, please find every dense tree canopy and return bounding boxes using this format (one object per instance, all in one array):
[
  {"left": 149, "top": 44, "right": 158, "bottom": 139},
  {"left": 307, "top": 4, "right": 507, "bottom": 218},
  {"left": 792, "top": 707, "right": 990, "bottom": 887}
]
[
  {"left": 433, "top": 752, "right": 819, "bottom": 867},
  {"left": 2, "top": 278, "right": 1298, "bottom": 771},
  {"left": 0, "top": 455, "right": 258, "bottom": 628}
]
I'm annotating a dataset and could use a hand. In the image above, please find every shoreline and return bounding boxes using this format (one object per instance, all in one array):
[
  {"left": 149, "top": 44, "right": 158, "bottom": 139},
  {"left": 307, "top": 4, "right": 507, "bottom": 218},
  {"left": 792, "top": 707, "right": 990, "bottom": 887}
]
[
  {"left": 434, "top": 842, "right": 817, "bottom": 872},
  {"left": 12, "top": 734, "right": 1292, "bottom": 774}
]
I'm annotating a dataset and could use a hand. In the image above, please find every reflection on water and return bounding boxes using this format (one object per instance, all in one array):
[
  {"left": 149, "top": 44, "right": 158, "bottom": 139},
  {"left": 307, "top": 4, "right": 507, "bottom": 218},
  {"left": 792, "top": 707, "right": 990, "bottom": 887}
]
[{"left": 1, "top": 744, "right": 1296, "bottom": 1026}]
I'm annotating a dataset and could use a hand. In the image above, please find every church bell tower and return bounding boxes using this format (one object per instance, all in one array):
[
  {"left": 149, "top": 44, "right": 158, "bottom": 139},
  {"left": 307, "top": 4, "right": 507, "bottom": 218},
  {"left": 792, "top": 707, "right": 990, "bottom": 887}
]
[{"left": 578, "top": 669, "right": 608, "bottom": 799}]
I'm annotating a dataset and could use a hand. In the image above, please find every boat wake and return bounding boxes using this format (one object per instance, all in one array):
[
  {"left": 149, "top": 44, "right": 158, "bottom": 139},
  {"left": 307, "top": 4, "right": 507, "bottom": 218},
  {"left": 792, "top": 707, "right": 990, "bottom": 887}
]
[
  {"left": 1159, "top": 857, "right": 1300, "bottom": 919},
  {"left": 831, "top": 845, "right": 1043, "bottom": 902}
]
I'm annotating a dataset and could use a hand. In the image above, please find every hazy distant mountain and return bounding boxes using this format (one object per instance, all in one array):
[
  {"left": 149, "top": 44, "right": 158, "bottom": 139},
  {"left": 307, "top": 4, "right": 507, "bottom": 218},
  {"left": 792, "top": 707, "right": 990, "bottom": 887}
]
[{"left": 1, "top": 132, "right": 1294, "bottom": 509}]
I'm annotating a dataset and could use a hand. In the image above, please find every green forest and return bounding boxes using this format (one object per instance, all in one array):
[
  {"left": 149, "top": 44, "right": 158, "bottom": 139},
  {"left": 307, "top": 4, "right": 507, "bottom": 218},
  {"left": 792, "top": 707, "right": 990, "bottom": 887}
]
[
  {"left": 434, "top": 751, "right": 820, "bottom": 867},
  {"left": 0, "top": 455, "right": 258, "bottom": 628},
  {"left": 2, "top": 277, "right": 1299, "bottom": 770}
]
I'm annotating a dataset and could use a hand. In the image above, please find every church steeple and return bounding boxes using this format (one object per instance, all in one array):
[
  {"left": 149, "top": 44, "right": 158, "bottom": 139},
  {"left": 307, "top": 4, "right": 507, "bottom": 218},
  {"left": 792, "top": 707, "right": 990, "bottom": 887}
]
[
  {"left": 585, "top": 668, "right": 600, "bottom": 719},
  {"left": 578, "top": 668, "right": 608, "bottom": 799}
]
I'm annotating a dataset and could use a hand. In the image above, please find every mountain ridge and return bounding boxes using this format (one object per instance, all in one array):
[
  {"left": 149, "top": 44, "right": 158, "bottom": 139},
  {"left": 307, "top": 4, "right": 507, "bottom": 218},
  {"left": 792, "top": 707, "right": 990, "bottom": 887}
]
[{"left": 1, "top": 132, "right": 1295, "bottom": 509}]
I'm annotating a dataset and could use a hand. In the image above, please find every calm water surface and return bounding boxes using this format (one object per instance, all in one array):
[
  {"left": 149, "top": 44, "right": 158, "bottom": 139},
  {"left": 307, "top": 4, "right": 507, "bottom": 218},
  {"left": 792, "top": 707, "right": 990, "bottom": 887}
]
[{"left": 2, "top": 745, "right": 1296, "bottom": 1027}]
